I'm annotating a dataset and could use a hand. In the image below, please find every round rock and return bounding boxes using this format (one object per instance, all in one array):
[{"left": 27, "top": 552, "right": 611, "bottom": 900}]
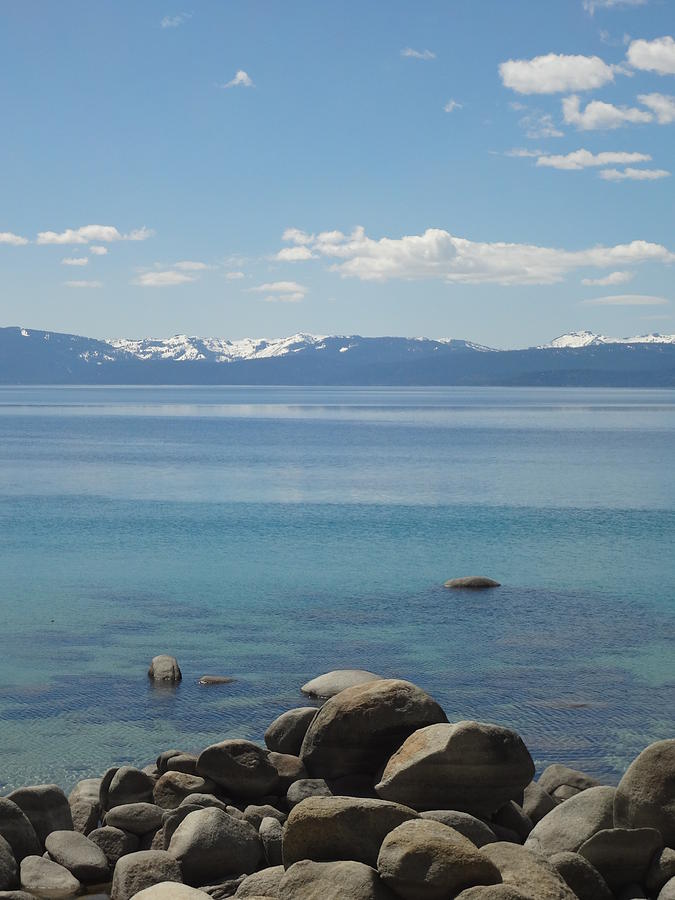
[
  {"left": 0, "top": 799, "right": 41, "bottom": 862},
  {"left": 301, "top": 670, "right": 383, "bottom": 699},
  {"left": 101, "top": 767, "right": 155, "bottom": 812},
  {"left": 578, "top": 826, "right": 663, "bottom": 891},
  {"left": 196, "top": 740, "right": 279, "bottom": 800},
  {"left": 278, "top": 860, "right": 397, "bottom": 900},
  {"left": 44, "top": 830, "right": 109, "bottom": 884},
  {"left": 105, "top": 803, "right": 165, "bottom": 835},
  {"left": 264, "top": 709, "right": 318, "bottom": 756},
  {"left": 482, "top": 842, "right": 578, "bottom": 900},
  {"left": 524, "top": 786, "right": 615, "bottom": 857},
  {"left": 549, "top": 851, "right": 614, "bottom": 900},
  {"left": 88, "top": 826, "right": 139, "bottom": 868},
  {"left": 153, "top": 774, "right": 215, "bottom": 810},
  {"left": 68, "top": 779, "right": 101, "bottom": 835},
  {"left": 235, "top": 866, "right": 285, "bottom": 898},
  {"left": 19, "top": 856, "right": 80, "bottom": 899},
  {"left": 420, "top": 811, "right": 497, "bottom": 848},
  {"left": 131, "top": 884, "right": 210, "bottom": 900},
  {"left": 614, "top": 739, "right": 675, "bottom": 845},
  {"left": 111, "top": 851, "right": 182, "bottom": 900},
  {"left": 6, "top": 786, "right": 73, "bottom": 848}
]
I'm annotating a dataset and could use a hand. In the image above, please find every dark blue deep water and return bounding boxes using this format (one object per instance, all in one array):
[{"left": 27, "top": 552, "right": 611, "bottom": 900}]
[{"left": 0, "top": 386, "right": 673, "bottom": 791}]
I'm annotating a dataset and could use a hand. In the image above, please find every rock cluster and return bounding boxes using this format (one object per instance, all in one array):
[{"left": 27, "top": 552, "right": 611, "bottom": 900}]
[{"left": 0, "top": 674, "right": 673, "bottom": 900}]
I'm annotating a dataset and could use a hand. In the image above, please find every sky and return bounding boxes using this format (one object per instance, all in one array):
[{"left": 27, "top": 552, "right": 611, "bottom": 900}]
[{"left": 0, "top": 0, "right": 673, "bottom": 348}]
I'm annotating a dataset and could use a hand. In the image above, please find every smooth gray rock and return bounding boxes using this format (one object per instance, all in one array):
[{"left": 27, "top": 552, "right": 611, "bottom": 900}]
[
  {"left": 482, "top": 842, "right": 578, "bottom": 900},
  {"left": 131, "top": 884, "right": 211, "bottom": 900},
  {"left": 549, "top": 851, "right": 614, "bottom": 900},
  {"left": 105, "top": 803, "right": 164, "bottom": 835},
  {"left": 0, "top": 800, "right": 40, "bottom": 863},
  {"left": 578, "top": 826, "right": 663, "bottom": 891},
  {"left": 278, "top": 860, "right": 397, "bottom": 900},
  {"left": 376, "top": 819, "right": 502, "bottom": 899},
  {"left": 196, "top": 741, "right": 279, "bottom": 800},
  {"left": 265, "top": 709, "right": 318, "bottom": 756},
  {"left": 286, "top": 779, "right": 332, "bottom": 808},
  {"left": 156, "top": 752, "right": 184, "bottom": 776},
  {"left": 0, "top": 836, "right": 18, "bottom": 891},
  {"left": 444, "top": 577, "right": 500, "bottom": 589},
  {"left": 67, "top": 778, "right": 101, "bottom": 835},
  {"left": 6, "top": 786, "right": 73, "bottom": 849},
  {"left": 178, "top": 795, "right": 227, "bottom": 812},
  {"left": 44, "top": 830, "right": 109, "bottom": 883},
  {"left": 165, "top": 756, "right": 198, "bottom": 776},
  {"left": 101, "top": 767, "right": 155, "bottom": 812},
  {"left": 647, "top": 849, "right": 675, "bottom": 896},
  {"left": 376, "top": 721, "right": 534, "bottom": 817},
  {"left": 300, "top": 670, "right": 383, "bottom": 699},
  {"left": 522, "top": 781, "right": 556, "bottom": 825},
  {"left": 19, "top": 855, "right": 80, "bottom": 899},
  {"left": 167, "top": 807, "right": 263, "bottom": 885},
  {"left": 614, "top": 739, "right": 675, "bottom": 845},
  {"left": 300, "top": 679, "right": 447, "bottom": 780},
  {"left": 420, "top": 811, "right": 497, "bottom": 848},
  {"left": 148, "top": 656, "right": 182, "bottom": 683},
  {"left": 111, "top": 851, "right": 182, "bottom": 900},
  {"left": 454, "top": 888, "right": 531, "bottom": 900},
  {"left": 267, "top": 752, "right": 307, "bottom": 792},
  {"left": 153, "top": 773, "right": 215, "bottom": 810},
  {"left": 537, "top": 765, "right": 600, "bottom": 797},
  {"left": 88, "top": 826, "right": 139, "bottom": 868},
  {"left": 198, "top": 676, "right": 235, "bottom": 685},
  {"left": 259, "top": 817, "right": 282, "bottom": 867},
  {"left": 524, "top": 786, "right": 615, "bottom": 856},
  {"left": 658, "top": 878, "right": 675, "bottom": 900},
  {"left": 235, "top": 866, "right": 284, "bottom": 897},
  {"left": 282, "top": 796, "right": 418, "bottom": 869}
]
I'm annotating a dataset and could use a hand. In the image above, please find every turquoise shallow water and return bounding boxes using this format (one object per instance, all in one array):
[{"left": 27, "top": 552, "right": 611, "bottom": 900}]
[{"left": 0, "top": 386, "right": 673, "bottom": 791}]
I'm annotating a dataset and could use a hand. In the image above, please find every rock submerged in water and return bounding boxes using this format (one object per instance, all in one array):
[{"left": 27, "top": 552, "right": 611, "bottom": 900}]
[
  {"left": 300, "top": 669, "right": 383, "bottom": 698},
  {"left": 148, "top": 656, "right": 182, "bottom": 684},
  {"left": 444, "top": 576, "right": 501, "bottom": 589},
  {"left": 197, "top": 676, "right": 234, "bottom": 685}
]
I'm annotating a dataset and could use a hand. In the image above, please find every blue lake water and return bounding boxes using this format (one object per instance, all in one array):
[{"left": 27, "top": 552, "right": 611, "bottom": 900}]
[{"left": 0, "top": 385, "right": 673, "bottom": 792}]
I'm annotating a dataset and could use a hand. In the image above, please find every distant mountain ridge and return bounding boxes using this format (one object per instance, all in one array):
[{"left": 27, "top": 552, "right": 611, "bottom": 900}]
[{"left": 1, "top": 326, "right": 674, "bottom": 386}]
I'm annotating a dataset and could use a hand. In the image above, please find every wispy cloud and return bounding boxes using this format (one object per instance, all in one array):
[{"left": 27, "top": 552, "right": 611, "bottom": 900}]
[
  {"left": 536, "top": 148, "right": 651, "bottom": 169},
  {"left": 583, "top": 0, "right": 647, "bottom": 14},
  {"left": 639, "top": 93, "right": 675, "bottom": 124},
  {"left": 65, "top": 280, "right": 102, "bottom": 289},
  {"left": 133, "top": 271, "right": 196, "bottom": 287},
  {"left": 443, "top": 99, "right": 463, "bottom": 113},
  {"left": 160, "top": 12, "right": 192, "bottom": 29},
  {"left": 251, "top": 280, "right": 307, "bottom": 303},
  {"left": 581, "top": 294, "right": 668, "bottom": 306},
  {"left": 173, "top": 260, "right": 213, "bottom": 271},
  {"left": 582, "top": 271, "right": 634, "bottom": 285},
  {"left": 61, "top": 257, "right": 89, "bottom": 266},
  {"left": 500, "top": 53, "right": 616, "bottom": 94},
  {"left": 628, "top": 36, "right": 675, "bottom": 75},
  {"left": 401, "top": 48, "right": 436, "bottom": 60},
  {"left": 221, "top": 70, "right": 254, "bottom": 89},
  {"left": 518, "top": 110, "right": 564, "bottom": 139},
  {"left": 0, "top": 231, "right": 29, "bottom": 246},
  {"left": 225, "top": 271, "right": 245, "bottom": 280},
  {"left": 37, "top": 225, "right": 153, "bottom": 245},
  {"left": 599, "top": 166, "right": 670, "bottom": 180},
  {"left": 90, "top": 246, "right": 108, "bottom": 256}
]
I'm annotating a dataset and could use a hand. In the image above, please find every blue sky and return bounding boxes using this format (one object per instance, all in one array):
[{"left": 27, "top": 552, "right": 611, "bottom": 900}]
[{"left": 0, "top": 0, "right": 673, "bottom": 347}]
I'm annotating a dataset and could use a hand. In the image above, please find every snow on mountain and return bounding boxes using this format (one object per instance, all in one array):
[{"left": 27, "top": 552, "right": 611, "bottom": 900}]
[
  {"left": 542, "top": 330, "right": 675, "bottom": 349},
  {"left": 108, "top": 332, "right": 330, "bottom": 362}
]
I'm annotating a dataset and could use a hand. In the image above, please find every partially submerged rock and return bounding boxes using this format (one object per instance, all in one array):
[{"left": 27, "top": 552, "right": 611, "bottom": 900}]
[
  {"left": 198, "top": 676, "right": 234, "bottom": 685},
  {"left": 148, "top": 657, "right": 182, "bottom": 684},
  {"left": 443, "top": 577, "right": 500, "bottom": 589},
  {"left": 301, "top": 670, "right": 383, "bottom": 699}
]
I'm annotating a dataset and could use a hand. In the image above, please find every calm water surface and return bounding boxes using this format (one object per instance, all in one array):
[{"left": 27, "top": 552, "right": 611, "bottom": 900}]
[{"left": 0, "top": 386, "right": 673, "bottom": 791}]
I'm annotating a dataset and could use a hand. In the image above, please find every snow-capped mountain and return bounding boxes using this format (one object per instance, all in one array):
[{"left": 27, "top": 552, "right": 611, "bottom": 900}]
[{"left": 543, "top": 330, "right": 675, "bottom": 349}]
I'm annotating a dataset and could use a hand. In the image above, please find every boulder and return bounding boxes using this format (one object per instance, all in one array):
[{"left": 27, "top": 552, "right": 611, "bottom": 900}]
[
  {"left": 282, "top": 796, "right": 418, "bottom": 869},
  {"left": 167, "top": 807, "right": 263, "bottom": 885},
  {"left": 647, "top": 849, "right": 675, "bottom": 896},
  {"left": 88, "top": 826, "right": 139, "bottom": 867},
  {"left": 521, "top": 782, "right": 556, "bottom": 825},
  {"left": 267, "top": 753, "right": 307, "bottom": 792},
  {"left": 300, "top": 680, "right": 447, "bottom": 780},
  {"left": 524, "top": 786, "right": 615, "bottom": 856},
  {"left": 492, "top": 802, "right": 532, "bottom": 843},
  {"left": 265, "top": 709, "right": 318, "bottom": 755},
  {"left": 614, "top": 739, "right": 675, "bottom": 845},
  {"left": 659, "top": 878, "right": 675, "bottom": 900},
  {"left": 131, "top": 884, "right": 211, "bottom": 900},
  {"left": 443, "top": 577, "right": 500, "bottom": 589},
  {"left": 19, "top": 856, "right": 80, "bottom": 899},
  {"left": 242, "top": 805, "right": 285, "bottom": 831},
  {"left": 537, "top": 765, "right": 600, "bottom": 797},
  {"left": 0, "top": 836, "right": 18, "bottom": 891},
  {"left": 67, "top": 778, "right": 101, "bottom": 835},
  {"left": 549, "top": 851, "right": 614, "bottom": 900},
  {"left": 6, "top": 786, "right": 73, "bottom": 848},
  {"left": 376, "top": 819, "right": 502, "bottom": 899},
  {"left": 420, "top": 810, "right": 497, "bottom": 847},
  {"left": 166, "top": 756, "right": 198, "bottom": 776},
  {"left": 278, "top": 860, "right": 397, "bottom": 900},
  {"left": 455, "top": 888, "right": 531, "bottom": 900},
  {"left": 105, "top": 803, "right": 165, "bottom": 835},
  {"left": 0, "top": 800, "right": 40, "bottom": 863},
  {"left": 154, "top": 774, "right": 215, "bottom": 810},
  {"left": 111, "top": 851, "right": 182, "bottom": 900},
  {"left": 481, "top": 842, "right": 578, "bottom": 900},
  {"left": 375, "top": 721, "right": 534, "bottom": 816},
  {"left": 578, "top": 826, "right": 663, "bottom": 891},
  {"left": 0, "top": 892, "right": 34, "bottom": 900},
  {"left": 179, "top": 795, "right": 227, "bottom": 812},
  {"left": 101, "top": 767, "right": 155, "bottom": 812},
  {"left": 259, "top": 817, "right": 282, "bottom": 867},
  {"left": 235, "top": 866, "right": 284, "bottom": 897},
  {"left": 148, "top": 656, "right": 182, "bottom": 683},
  {"left": 300, "top": 671, "right": 383, "bottom": 699},
  {"left": 44, "top": 830, "right": 109, "bottom": 884},
  {"left": 196, "top": 741, "right": 279, "bottom": 799},
  {"left": 286, "top": 779, "right": 332, "bottom": 808},
  {"left": 198, "top": 676, "right": 235, "bottom": 685},
  {"left": 157, "top": 752, "right": 184, "bottom": 776}
]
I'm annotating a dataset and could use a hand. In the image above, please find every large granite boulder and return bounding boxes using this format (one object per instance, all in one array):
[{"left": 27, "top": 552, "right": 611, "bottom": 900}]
[
  {"left": 19, "top": 856, "right": 80, "bottom": 899},
  {"left": 44, "top": 830, "right": 109, "bottom": 884},
  {"left": 481, "top": 843, "right": 578, "bottom": 900},
  {"left": 282, "top": 796, "right": 418, "bottom": 868},
  {"left": 578, "top": 826, "right": 663, "bottom": 891},
  {"left": 614, "top": 740, "right": 675, "bottom": 845},
  {"left": 165, "top": 756, "right": 197, "bottom": 776},
  {"left": 101, "top": 767, "right": 155, "bottom": 812},
  {"left": 67, "top": 778, "right": 101, "bottom": 835},
  {"left": 0, "top": 800, "right": 39, "bottom": 864},
  {"left": 375, "top": 721, "right": 534, "bottom": 816},
  {"left": 131, "top": 884, "right": 210, "bottom": 900},
  {"left": 376, "top": 819, "right": 502, "bottom": 899},
  {"left": 0, "top": 836, "right": 17, "bottom": 891},
  {"left": 111, "top": 851, "right": 183, "bottom": 900},
  {"left": 265, "top": 709, "right": 318, "bottom": 755},
  {"left": 153, "top": 774, "right": 215, "bottom": 811},
  {"left": 167, "top": 807, "right": 263, "bottom": 885},
  {"left": 196, "top": 741, "right": 279, "bottom": 799},
  {"left": 300, "top": 680, "right": 447, "bottom": 780},
  {"left": 524, "top": 786, "right": 615, "bottom": 856},
  {"left": 6, "top": 786, "right": 72, "bottom": 848},
  {"left": 278, "top": 859, "right": 397, "bottom": 900},
  {"left": 88, "top": 826, "right": 139, "bottom": 868},
  {"left": 267, "top": 752, "right": 307, "bottom": 792},
  {"left": 420, "top": 810, "right": 497, "bottom": 848},
  {"left": 549, "top": 851, "right": 614, "bottom": 900},
  {"left": 301, "top": 671, "right": 383, "bottom": 699},
  {"left": 148, "top": 656, "right": 182, "bottom": 683},
  {"left": 105, "top": 803, "right": 165, "bottom": 835},
  {"left": 235, "top": 865, "right": 284, "bottom": 897}
]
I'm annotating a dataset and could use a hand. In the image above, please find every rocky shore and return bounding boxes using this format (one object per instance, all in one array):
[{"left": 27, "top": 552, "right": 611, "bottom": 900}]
[{"left": 0, "top": 671, "right": 673, "bottom": 900}]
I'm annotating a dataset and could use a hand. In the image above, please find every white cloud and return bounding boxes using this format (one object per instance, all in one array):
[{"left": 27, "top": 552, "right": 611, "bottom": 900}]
[
  {"left": 0, "top": 231, "right": 29, "bottom": 246},
  {"left": 518, "top": 111, "right": 564, "bottom": 138},
  {"left": 251, "top": 280, "right": 307, "bottom": 302},
  {"left": 583, "top": 0, "right": 648, "bottom": 14},
  {"left": 562, "top": 94, "right": 652, "bottom": 129},
  {"left": 628, "top": 36, "right": 675, "bottom": 75},
  {"left": 225, "top": 270, "right": 245, "bottom": 280},
  {"left": 161, "top": 12, "right": 191, "bottom": 28},
  {"left": 275, "top": 246, "right": 315, "bottom": 261},
  {"left": 599, "top": 166, "right": 670, "bottom": 180},
  {"left": 89, "top": 245, "right": 108, "bottom": 255},
  {"left": 282, "top": 227, "right": 314, "bottom": 245},
  {"left": 638, "top": 92, "right": 675, "bottom": 124},
  {"left": 581, "top": 294, "right": 668, "bottom": 305},
  {"left": 401, "top": 48, "right": 435, "bottom": 60},
  {"left": 133, "top": 271, "right": 196, "bottom": 287},
  {"left": 505, "top": 148, "right": 542, "bottom": 158},
  {"left": 276, "top": 225, "right": 674, "bottom": 286},
  {"left": 582, "top": 271, "right": 634, "bottom": 285},
  {"left": 61, "top": 257, "right": 89, "bottom": 266},
  {"left": 37, "top": 224, "right": 153, "bottom": 245},
  {"left": 536, "top": 148, "right": 651, "bottom": 169},
  {"left": 222, "top": 70, "right": 254, "bottom": 89},
  {"left": 263, "top": 292, "right": 304, "bottom": 303},
  {"left": 173, "top": 260, "right": 212, "bottom": 271},
  {"left": 65, "top": 280, "right": 102, "bottom": 288},
  {"left": 443, "top": 99, "right": 462, "bottom": 113},
  {"left": 500, "top": 53, "right": 616, "bottom": 94}
]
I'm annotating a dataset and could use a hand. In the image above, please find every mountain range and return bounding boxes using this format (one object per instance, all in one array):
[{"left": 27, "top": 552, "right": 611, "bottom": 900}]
[{"left": 1, "top": 326, "right": 674, "bottom": 386}]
